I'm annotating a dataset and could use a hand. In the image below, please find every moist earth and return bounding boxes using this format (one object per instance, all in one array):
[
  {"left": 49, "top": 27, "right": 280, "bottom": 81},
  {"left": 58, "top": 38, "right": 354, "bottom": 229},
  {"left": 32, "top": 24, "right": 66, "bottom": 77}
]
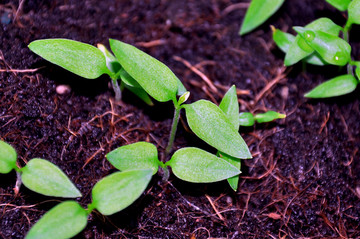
[{"left": 0, "top": 0, "right": 360, "bottom": 238}]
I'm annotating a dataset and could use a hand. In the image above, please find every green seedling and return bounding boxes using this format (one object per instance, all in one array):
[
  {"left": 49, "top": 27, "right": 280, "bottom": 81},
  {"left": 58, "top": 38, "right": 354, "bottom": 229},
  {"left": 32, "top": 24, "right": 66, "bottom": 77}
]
[
  {"left": 26, "top": 169, "right": 153, "bottom": 239},
  {"left": 28, "top": 39, "right": 186, "bottom": 104},
  {"left": 272, "top": 0, "right": 360, "bottom": 98},
  {"left": 25, "top": 39, "right": 285, "bottom": 238},
  {"left": 240, "top": 0, "right": 285, "bottom": 35},
  {"left": 0, "top": 140, "right": 81, "bottom": 198}
]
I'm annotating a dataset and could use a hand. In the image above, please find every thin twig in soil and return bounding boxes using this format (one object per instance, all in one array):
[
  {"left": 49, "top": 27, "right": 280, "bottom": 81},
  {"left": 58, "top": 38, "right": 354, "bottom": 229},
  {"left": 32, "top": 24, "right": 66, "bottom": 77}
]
[
  {"left": 221, "top": 3, "right": 249, "bottom": 16},
  {"left": 136, "top": 39, "right": 167, "bottom": 48},
  {"left": 173, "top": 55, "right": 218, "bottom": 93},
  {"left": 205, "top": 194, "right": 226, "bottom": 224},
  {"left": 253, "top": 67, "right": 287, "bottom": 105}
]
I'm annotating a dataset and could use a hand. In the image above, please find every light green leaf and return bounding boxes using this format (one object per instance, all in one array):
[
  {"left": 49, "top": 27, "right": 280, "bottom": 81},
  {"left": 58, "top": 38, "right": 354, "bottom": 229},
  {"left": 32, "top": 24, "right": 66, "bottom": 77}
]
[
  {"left": 272, "top": 27, "right": 295, "bottom": 53},
  {"left": 219, "top": 85, "right": 240, "bottom": 130},
  {"left": 254, "top": 111, "right": 286, "bottom": 123},
  {"left": 166, "top": 147, "right": 241, "bottom": 183},
  {"left": 28, "top": 39, "right": 110, "bottom": 79},
  {"left": 272, "top": 28, "right": 326, "bottom": 66},
  {"left": 177, "top": 79, "right": 187, "bottom": 96},
  {"left": 0, "top": 140, "right": 17, "bottom": 174},
  {"left": 348, "top": 0, "right": 360, "bottom": 25},
  {"left": 21, "top": 158, "right": 82, "bottom": 198},
  {"left": 178, "top": 91, "right": 190, "bottom": 106},
  {"left": 326, "top": 0, "right": 351, "bottom": 11},
  {"left": 239, "top": 112, "right": 255, "bottom": 127},
  {"left": 109, "top": 39, "right": 178, "bottom": 102},
  {"left": 106, "top": 142, "right": 159, "bottom": 175},
  {"left": 305, "top": 74, "right": 358, "bottom": 98},
  {"left": 220, "top": 152, "right": 241, "bottom": 191},
  {"left": 92, "top": 169, "right": 152, "bottom": 215},
  {"left": 97, "top": 43, "right": 121, "bottom": 74},
  {"left": 239, "top": 0, "right": 285, "bottom": 35},
  {"left": 184, "top": 100, "right": 251, "bottom": 159},
  {"left": 295, "top": 27, "right": 351, "bottom": 66},
  {"left": 284, "top": 18, "right": 342, "bottom": 66},
  {"left": 26, "top": 201, "right": 88, "bottom": 239}
]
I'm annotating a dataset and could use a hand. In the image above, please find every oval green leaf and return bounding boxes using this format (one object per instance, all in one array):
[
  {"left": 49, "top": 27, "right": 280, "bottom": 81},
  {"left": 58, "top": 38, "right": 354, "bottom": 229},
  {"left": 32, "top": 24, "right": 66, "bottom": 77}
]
[
  {"left": 184, "top": 100, "right": 251, "bottom": 159},
  {"left": 326, "top": 0, "right": 351, "bottom": 11},
  {"left": 272, "top": 28, "right": 295, "bottom": 53},
  {"left": 254, "top": 111, "right": 286, "bottom": 123},
  {"left": 239, "top": 112, "right": 255, "bottom": 127},
  {"left": 239, "top": 0, "right": 285, "bottom": 35},
  {"left": 285, "top": 18, "right": 342, "bottom": 66},
  {"left": 26, "top": 201, "right": 88, "bottom": 239},
  {"left": 348, "top": 0, "right": 360, "bottom": 25},
  {"left": 166, "top": 147, "right": 240, "bottom": 183},
  {"left": 219, "top": 85, "right": 240, "bottom": 130},
  {"left": 109, "top": 39, "right": 178, "bottom": 102},
  {"left": 28, "top": 39, "right": 110, "bottom": 79},
  {"left": 295, "top": 27, "right": 351, "bottom": 66},
  {"left": 106, "top": 142, "right": 159, "bottom": 175},
  {"left": 305, "top": 74, "right": 358, "bottom": 98},
  {"left": 21, "top": 158, "right": 82, "bottom": 198},
  {"left": 0, "top": 140, "right": 17, "bottom": 174},
  {"left": 92, "top": 169, "right": 152, "bottom": 215}
]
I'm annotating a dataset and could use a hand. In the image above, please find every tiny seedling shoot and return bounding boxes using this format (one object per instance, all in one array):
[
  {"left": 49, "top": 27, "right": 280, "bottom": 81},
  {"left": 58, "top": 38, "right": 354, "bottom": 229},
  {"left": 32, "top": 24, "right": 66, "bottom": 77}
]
[
  {"left": 24, "top": 38, "right": 285, "bottom": 238},
  {"left": 272, "top": 0, "right": 360, "bottom": 98}
]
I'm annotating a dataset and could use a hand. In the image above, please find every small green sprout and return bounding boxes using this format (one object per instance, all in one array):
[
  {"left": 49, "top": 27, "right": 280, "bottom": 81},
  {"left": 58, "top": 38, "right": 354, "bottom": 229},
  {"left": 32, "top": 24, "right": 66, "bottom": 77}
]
[
  {"left": 272, "top": 0, "right": 360, "bottom": 98},
  {"left": 25, "top": 40, "right": 286, "bottom": 238},
  {"left": 0, "top": 140, "right": 81, "bottom": 198}
]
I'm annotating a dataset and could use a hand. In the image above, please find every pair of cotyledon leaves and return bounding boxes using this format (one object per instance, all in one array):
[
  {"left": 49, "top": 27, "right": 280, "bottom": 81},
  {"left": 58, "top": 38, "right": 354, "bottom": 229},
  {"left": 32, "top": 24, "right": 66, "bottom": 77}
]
[
  {"left": 273, "top": 16, "right": 360, "bottom": 98},
  {"left": 0, "top": 140, "right": 155, "bottom": 238},
  {"left": 239, "top": 0, "right": 359, "bottom": 35},
  {"left": 28, "top": 39, "right": 186, "bottom": 105},
  {"left": 0, "top": 140, "right": 81, "bottom": 198}
]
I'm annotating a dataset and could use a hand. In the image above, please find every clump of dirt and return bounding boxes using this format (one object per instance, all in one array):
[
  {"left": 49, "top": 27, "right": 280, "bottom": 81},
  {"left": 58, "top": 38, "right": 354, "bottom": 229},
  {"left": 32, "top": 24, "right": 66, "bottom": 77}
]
[{"left": 1, "top": 0, "right": 359, "bottom": 238}]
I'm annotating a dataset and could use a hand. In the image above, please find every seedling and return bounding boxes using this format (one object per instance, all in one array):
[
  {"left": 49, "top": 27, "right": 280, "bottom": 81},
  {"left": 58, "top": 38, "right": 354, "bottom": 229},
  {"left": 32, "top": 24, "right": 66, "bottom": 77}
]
[
  {"left": 272, "top": 0, "right": 360, "bottom": 98},
  {"left": 0, "top": 140, "right": 81, "bottom": 198},
  {"left": 28, "top": 39, "right": 186, "bottom": 104},
  {"left": 25, "top": 39, "right": 285, "bottom": 238}
]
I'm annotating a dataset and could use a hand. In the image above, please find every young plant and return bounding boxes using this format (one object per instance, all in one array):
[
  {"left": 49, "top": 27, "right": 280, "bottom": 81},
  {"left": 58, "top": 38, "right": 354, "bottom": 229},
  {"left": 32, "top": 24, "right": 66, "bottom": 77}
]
[
  {"left": 272, "top": 0, "right": 360, "bottom": 98},
  {"left": 240, "top": 0, "right": 285, "bottom": 35},
  {"left": 25, "top": 39, "right": 285, "bottom": 238},
  {"left": 28, "top": 39, "right": 186, "bottom": 104},
  {"left": 0, "top": 140, "right": 81, "bottom": 198}
]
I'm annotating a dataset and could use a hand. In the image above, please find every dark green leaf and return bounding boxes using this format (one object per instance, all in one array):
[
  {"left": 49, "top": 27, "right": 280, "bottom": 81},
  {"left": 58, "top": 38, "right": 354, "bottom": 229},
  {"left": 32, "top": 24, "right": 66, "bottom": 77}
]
[
  {"left": 285, "top": 18, "right": 342, "bottom": 66},
  {"left": 220, "top": 153, "right": 241, "bottom": 191},
  {"left": 219, "top": 85, "right": 240, "bottom": 130},
  {"left": 295, "top": 27, "right": 351, "bottom": 66},
  {"left": 348, "top": 0, "right": 360, "bottom": 25},
  {"left": 21, "top": 158, "right": 82, "bottom": 198},
  {"left": 305, "top": 74, "right": 358, "bottom": 98},
  {"left": 92, "top": 169, "right": 152, "bottom": 215},
  {"left": 254, "top": 111, "right": 286, "bottom": 123},
  {"left": 166, "top": 147, "right": 241, "bottom": 183},
  {"left": 0, "top": 140, "right": 17, "bottom": 174},
  {"left": 109, "top": 39, "right": 178, "bottom": 102},
  {"left": 239, "top": 112, "right": 255, "bottom": 127},
  {"left": 184, "top": 100, "right": 251, "bottom": 159},
  {"left": 106, "top": 142, "right": 159, "bottom": 175},
  {"left": 239, "top": 0, "right": 285, "bottom": 35},
  {"left": 326, "top": 0, "right": 351, "bottom": 11},
  {"left": 28, "top": 39, "right": 110, "bottom": 79},
  {"left": 26, "top": 201, "right": 88, "bottom": 239}
]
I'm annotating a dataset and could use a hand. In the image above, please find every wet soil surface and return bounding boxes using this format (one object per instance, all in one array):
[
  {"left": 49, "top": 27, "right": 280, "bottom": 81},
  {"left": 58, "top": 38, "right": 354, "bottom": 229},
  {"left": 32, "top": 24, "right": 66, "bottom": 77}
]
[{"left": 1, "top": 0, "right": 360, "bottom": 238}]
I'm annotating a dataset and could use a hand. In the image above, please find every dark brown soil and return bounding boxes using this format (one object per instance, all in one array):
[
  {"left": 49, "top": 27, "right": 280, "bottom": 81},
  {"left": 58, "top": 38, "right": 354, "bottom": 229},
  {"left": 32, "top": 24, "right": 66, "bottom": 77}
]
[{"left": 1, "top": 0, "right": 360, "bottom": 238}]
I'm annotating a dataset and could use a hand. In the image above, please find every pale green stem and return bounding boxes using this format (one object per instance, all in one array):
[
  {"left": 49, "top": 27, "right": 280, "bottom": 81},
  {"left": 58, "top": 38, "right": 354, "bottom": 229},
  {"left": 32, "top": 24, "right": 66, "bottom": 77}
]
[
  {"left": 111, "top": 78, "right": 122, "bottom": 101},
  {"left": 165, "top": 106, "right": 181, "bottom": 157}
]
